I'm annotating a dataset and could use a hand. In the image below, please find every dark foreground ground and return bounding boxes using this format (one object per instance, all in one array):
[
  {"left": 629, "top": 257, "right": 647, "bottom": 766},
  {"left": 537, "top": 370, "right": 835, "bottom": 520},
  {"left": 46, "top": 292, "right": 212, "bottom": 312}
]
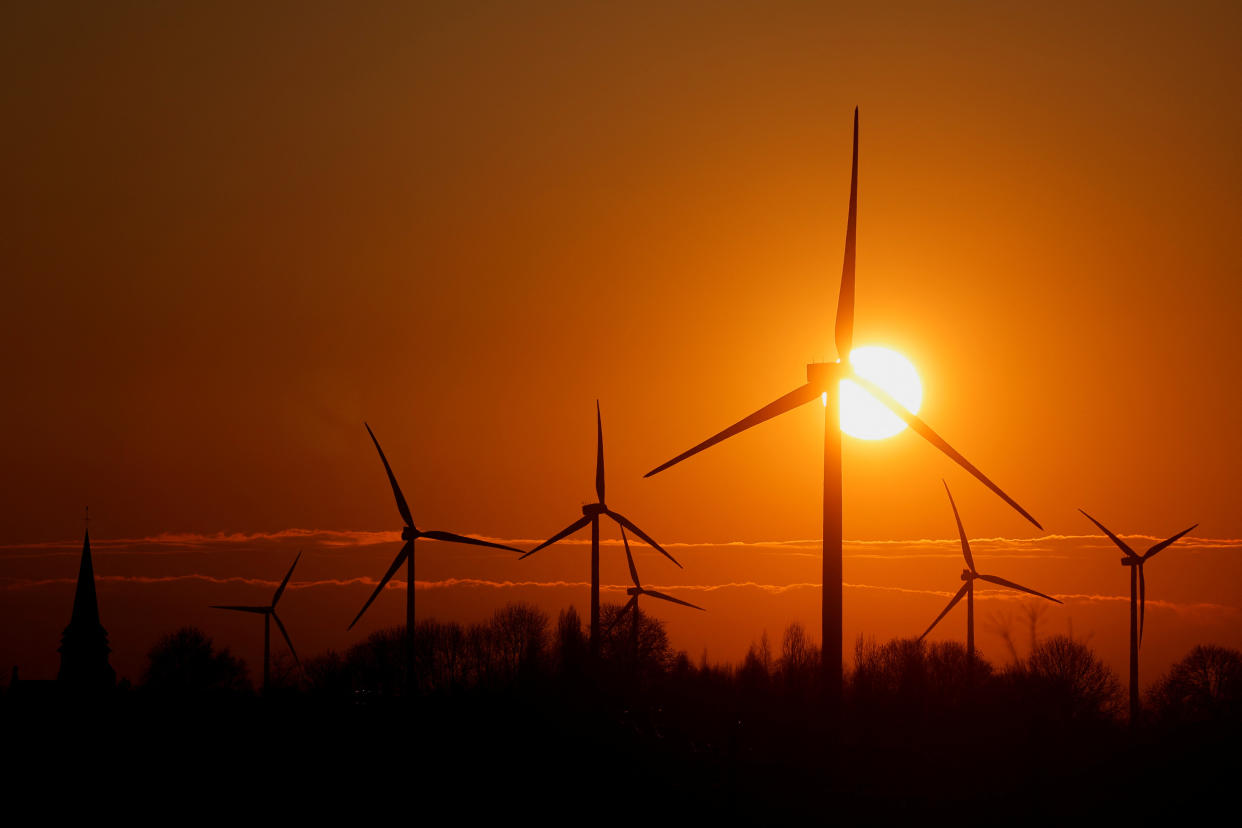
[{"left": 5, "top": 687, "right": 1237, "bottom": 824}]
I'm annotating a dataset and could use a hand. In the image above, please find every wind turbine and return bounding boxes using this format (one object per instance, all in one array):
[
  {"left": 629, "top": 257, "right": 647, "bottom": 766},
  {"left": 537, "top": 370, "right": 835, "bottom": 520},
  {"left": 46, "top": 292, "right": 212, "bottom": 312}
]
[
  {"left": 523, "top": 402, "right": 682, "bottom": 658},
  {"left": 350, "top": 423, "right": 524, "bottom": 641},
  {"left": 920, "top": 482, "right": 1060, "bottom": 657},
  {"left": 606, "top": 525, "right": 705, "bottom": 663},
  {"left": 1078, "top": 508, "right": 1197, "bottom": 722},
  {"left": 211, "top": 551, "right": 302, "bottom": 694},
  {"left": 645, "top": 108, "right": 1042, "bottom": 709}
]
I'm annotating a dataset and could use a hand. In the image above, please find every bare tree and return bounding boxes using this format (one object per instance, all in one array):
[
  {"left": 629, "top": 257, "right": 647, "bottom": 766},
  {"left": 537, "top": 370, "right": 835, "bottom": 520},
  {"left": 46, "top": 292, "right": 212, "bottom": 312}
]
[
  {"left": 488, "top": 602, "right": 549, "bottom": 679},
  {"left": 555, "top": 605, "right": 587, "bottom": 678},
  {"left": 1018, "top": 635, "right": 1123, "bottom": 722},
  {"left": 1147, "top": 645, "right": 1242, "bottom": 724},
  {"left": 778, "top": 622, "right": 820, "bottom": 700},
  {"left": 598, "top": 603, "right": 673, "bottom": 677},
  {"left": 140, "top": 627, "right": 251, "bottom": 697}
]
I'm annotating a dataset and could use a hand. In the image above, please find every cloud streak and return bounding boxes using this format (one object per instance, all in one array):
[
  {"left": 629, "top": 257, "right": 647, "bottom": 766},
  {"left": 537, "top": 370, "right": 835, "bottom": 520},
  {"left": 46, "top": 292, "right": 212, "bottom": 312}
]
[
  {"left": 6, "top": 572, "right": 1232, "bottom": 618},
  {"left": 6, "top": 528, "right": 1240, "bottom": 562}
]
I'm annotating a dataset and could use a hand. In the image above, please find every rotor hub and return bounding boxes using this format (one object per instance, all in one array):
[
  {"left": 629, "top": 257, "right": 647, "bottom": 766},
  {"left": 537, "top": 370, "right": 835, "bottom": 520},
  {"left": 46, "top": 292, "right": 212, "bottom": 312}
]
[
  {"left": 401, "top": 526, "right": 419, "bottom": 541},
  {"left": 806, "top": 361, "right": 840, "bottom": 388},
  {"left": 582, "top": 503, "right": 606, "bottom": 517}
]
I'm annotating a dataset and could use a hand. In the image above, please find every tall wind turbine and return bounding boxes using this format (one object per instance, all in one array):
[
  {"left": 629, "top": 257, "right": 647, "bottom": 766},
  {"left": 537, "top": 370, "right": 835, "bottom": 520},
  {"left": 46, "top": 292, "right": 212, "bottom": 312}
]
[
  {"left": 523, "top": 402, "right": 681, "bottom": 657},
  {"left": 1078, "top": 508, "right": 1197, "bottom": 722},
  {"left": 645, "top": 109, "right": 1042, "bottom": 708},
  {"left": 607, "top": 525, "right": 705, "bottom": 662},
  {"left": 920, "top": 482, "right": 1060, "bottom": 657},
  {"left": 211, "top": 551, "right": 302, "bottom": 694},
  {"left": 351, "top": 424, "right": 524, "bottom": 637}
]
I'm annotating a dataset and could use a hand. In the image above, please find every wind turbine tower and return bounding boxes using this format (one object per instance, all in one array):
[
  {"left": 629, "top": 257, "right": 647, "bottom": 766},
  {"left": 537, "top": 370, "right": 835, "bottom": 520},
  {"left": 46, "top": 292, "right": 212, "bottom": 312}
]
[{"left": 646, "top": 109, "right": 1042, "bottom": 712}]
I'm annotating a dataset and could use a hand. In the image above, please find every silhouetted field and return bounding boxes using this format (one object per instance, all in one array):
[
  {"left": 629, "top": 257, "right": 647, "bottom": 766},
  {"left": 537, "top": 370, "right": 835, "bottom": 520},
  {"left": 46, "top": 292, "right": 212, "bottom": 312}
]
[{"left": 6, "top": 603, "right": 1239, "bottom": 821}]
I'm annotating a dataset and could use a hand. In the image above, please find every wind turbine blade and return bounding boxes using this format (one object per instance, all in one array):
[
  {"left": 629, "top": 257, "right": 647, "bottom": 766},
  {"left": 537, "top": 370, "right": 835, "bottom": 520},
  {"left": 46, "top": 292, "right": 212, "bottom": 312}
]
[
  {"left": 365, "top": 423, "right": 415, "bottom": 529},
  {"left": 919, "top": 583, "right": 969, "bottom": 641},
  {"left": 604, "top": 597, "right": 638, "bottom": 634},
  {"left": 519, "top": 515, "right": 592, "bottom": 559},
  {"left": 641, "top": 588, "right": 706, "bottom": 612},
  {"left": 1138, "top": 564, "right": 1146, "bottom": 646},
  {"left": 943, "top": 481, "right": 976, "bottom": 574},
  {"left": 848, "top": 371, "right": 1042, "bottom": 530},
  {"left": 420, "top": 530, "right": 523, "bottom": 554},
  {"left": 210, "top": 605, "right": 268, "bottom": 614},
  {"left": 1143, "top": 523, "right": 1198, "bottom": 561},
  {"left": 1078, "top": 509, "right": 1139, "bottom": 558},
  {"left": 835, "top": 106, "right": 858, "bottom": 363},
  {"left": 620, "top": 526, "right": 641, "bottom": 588},
  {"left": 348, "top": 541, "right": 412, "bottom": 630},
  {"left": 606, "top": 510, "right": 681, "bottom": 569},
  {"left": 272, "top": 551, "right": 302, "bottom": 606},
  {"left": 272, "top": 611, "right": 301, "bottom": 667},
  {"left": 977, "top": 574, "right": 1061, "bottom": 604},
  {"left": 645, "top": 383, "right": 821, "bottom": 478},
  {"left": 596, "top": 400, "right": 605, "bottom": 504}
]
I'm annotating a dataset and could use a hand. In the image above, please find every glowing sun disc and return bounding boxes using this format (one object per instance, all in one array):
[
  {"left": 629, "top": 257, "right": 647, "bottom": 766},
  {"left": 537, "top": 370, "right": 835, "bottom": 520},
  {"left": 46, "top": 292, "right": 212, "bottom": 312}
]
[{"left": 825, "top": 346, "right": 923, "bottom": 440}]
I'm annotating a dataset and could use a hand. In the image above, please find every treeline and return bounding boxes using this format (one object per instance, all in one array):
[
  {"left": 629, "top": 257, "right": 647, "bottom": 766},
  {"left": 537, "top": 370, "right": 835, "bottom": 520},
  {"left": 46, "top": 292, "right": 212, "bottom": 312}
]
[
  {"left": 124, "top": 601, "right": 1242, "bottom": 733},
  {"left": 9, "top": 602, "right": 1241, "bottom": 818}
]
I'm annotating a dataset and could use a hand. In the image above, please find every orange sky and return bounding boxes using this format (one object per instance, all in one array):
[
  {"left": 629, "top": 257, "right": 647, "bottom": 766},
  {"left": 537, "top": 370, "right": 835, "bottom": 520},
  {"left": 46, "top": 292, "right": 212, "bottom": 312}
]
[{"left": 3, "top": 2, "right": 1241, "bottom": 687}]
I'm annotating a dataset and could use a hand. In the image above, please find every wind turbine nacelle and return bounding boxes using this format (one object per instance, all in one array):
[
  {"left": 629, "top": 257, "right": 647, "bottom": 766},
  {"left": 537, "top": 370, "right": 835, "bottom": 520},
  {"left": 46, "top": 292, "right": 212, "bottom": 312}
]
[
  {"left": 806, "top": 362, "right": 840, "bottom": 387},
  {"left": 1121, "top": 557, "right": 1139, "bottom": 566},
  {"left": 627, "top": 587, "right": 641, "bottom": 597},
  {"left": 581, "top": 503, "right": 606, "bottom": 517},
  {"left": 402, "top": 526, "right": 419, "bottom": 541},
  {"left": 961, "top": 569, "right": 972, "bottom": 581}
]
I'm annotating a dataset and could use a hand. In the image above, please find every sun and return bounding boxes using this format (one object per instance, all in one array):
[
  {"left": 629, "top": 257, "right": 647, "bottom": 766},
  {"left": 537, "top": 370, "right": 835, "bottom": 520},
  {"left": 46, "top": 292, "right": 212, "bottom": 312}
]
[{"left": 826, "top": 346, "right": 923, "bottom": 440}]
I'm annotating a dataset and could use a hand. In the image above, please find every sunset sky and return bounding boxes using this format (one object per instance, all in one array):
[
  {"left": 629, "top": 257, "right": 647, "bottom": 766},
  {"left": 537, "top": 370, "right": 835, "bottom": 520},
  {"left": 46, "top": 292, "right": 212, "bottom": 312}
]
[{"left": 3, "top": 2, "right": 1241, "bottom": 688}]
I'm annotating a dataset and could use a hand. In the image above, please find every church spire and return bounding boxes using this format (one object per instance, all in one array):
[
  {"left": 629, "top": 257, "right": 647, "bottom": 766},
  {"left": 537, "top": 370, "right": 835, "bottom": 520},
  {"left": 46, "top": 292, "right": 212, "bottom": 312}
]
[
  {"left": 58, "top": 518, "right": 115, "bottom": 690},
  {"left": 69, "top": 526, "right": 101, "bottom": 628}
]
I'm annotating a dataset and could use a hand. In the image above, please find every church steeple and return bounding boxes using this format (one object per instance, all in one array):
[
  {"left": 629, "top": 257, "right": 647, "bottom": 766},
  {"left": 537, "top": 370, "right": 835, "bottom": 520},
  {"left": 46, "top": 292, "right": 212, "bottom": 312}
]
[{"left": 58, "top": 522, "right": 115, "bottom": 690}]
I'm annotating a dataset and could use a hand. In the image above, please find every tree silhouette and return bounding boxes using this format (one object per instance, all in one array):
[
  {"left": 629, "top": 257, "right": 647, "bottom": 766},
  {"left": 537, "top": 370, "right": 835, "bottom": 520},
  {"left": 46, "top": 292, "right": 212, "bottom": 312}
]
[
  {"left": 1009, "top": 634, "right": 1122, "bottom": 724},
  {"left": 737, "top": 636, "right": 772, "bottom": 695},
  {"left": 486, "top": 602, "right": 549, "bottom": 682},
  {"left": 1147, "top": 645, "right": 1242, "bottom": 725},
  {"left": 416, "top": 619, "right": 469, "bottom": 692},
  {"left": 778, "top": 622, "right": 820, "bottom": 702},
  {"left": 346, "top": 626, "right": 409, "bottom": 695},
  {"left": 554, "top": 606, "right": 586, "bottom": 669},
  {"left": 140, "top": 627, "right": 250, "bottom": 697},
  {"left": 598, "top": 602, "right": 673, "bottom": 679}
]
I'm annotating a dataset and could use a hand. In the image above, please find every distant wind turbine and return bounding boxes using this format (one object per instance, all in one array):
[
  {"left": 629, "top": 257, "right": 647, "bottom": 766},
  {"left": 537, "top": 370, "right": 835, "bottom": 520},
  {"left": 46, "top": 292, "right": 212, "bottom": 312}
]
[
  {"left": 1078, "top": 508, "right": 1197, "bottom": 722},
  {"left": 645, "top": 108, "right": 1042, "bottom": 709},
  {"left": 211, "top": 551, "right": 302, "bottom": 694},
  {"left": 606, "top": 525, "right": 705, "bottom": 662},
  {"left": 919, "top": 482, "right": 1060, "bottom": 657},
  {"left": 350, "top": 423, "right": 524, "bottom": 639},
  {"left": 523, "top": 402, "right": 681, "bottom": 658}
]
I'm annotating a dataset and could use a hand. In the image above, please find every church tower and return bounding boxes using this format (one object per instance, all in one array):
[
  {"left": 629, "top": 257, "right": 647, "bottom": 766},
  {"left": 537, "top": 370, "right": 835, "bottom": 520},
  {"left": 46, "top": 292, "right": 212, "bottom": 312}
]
[{"left": 57, "top": 526, "right": 116, "bottom": 690}]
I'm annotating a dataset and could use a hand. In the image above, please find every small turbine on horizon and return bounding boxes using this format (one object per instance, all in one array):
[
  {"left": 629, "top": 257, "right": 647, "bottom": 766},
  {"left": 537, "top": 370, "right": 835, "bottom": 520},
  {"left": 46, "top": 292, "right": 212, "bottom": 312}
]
[
  {"left": 522, "top": 402, "right": 681, "bottom": 658},
  {"left": 608, "top": 528, "right": 705, "bottom": 645},
  {"left": 1078, "top": 508, "right": 1197, "bottom": 723},
  {"left": 211, "top": 551, "right": 302, "bottom": 694},
  {"left": 919, "top": 482, "right": 1060, "bottom": 658},
  {"left": 606, "top": 525, "right": 705, "bottom": 661}
]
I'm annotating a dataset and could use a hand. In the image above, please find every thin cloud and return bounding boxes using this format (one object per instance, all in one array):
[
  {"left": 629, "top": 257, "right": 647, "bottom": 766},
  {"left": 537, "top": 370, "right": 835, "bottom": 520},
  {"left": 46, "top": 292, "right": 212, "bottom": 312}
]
[{"left": 3, "top": 572, "right": 1236, "bottom": 618}]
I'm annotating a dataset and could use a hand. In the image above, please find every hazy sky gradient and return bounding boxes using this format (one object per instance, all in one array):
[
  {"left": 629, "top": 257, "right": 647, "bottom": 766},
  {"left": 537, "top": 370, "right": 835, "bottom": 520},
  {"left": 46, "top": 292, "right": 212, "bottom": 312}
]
[{"left": 3, "top": 2, "right": 1240, "bottom": 682}]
